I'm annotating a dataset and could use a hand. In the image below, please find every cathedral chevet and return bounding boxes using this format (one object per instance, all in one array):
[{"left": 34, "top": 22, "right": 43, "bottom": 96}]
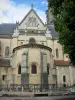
[{"left": 0, "top": 7, "right": 75, "bottom": 89}]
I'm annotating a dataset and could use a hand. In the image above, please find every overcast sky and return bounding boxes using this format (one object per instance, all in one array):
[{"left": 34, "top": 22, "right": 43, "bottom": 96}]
[{"left": 0, "top": 0, "right": 48, "bottom": 24}]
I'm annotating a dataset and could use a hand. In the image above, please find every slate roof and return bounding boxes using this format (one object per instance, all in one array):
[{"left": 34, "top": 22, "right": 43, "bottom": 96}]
[
  {"left": 0, "top": 23, "right": 58, "bottom": 38},
  {"left": 54, "top": 60, "right": 71, "bottom": 66},
  {"left": 48, "top": 24, "right": 59, "bottom": 38},
  {"left": 0, "top": 9, "right": 58, "bottom": 38},
  {"left": 0, "top": 58, "right": 11, "bottom": 67},
  {"left": 0, "top": 23, "right": 16, "bottom": 35}
]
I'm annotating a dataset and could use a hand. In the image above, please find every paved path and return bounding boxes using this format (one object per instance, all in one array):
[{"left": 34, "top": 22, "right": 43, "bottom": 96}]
[{"left": 0, "top": 95, "right": 75, "bottom": 100}]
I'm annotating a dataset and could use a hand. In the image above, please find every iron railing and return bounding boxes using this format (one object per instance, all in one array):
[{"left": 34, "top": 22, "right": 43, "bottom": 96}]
[{"left": 0, "top": 84, "right": 72, "bottom": 92}]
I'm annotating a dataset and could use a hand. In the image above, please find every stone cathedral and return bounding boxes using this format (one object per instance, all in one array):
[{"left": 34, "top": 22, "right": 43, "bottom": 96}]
[{"left": 0, "top": 8, "right": 75, "bottom": 88}]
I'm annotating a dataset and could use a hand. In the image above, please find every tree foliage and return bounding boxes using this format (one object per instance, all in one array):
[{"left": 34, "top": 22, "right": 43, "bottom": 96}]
[{"left": 48, "top": 0, "right": 75, "bottom": 65}]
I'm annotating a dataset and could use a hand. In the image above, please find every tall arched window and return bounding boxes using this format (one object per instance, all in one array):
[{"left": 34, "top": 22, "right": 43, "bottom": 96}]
[
  {"left": 5, "top": 46, "right": 9, "bottom": 57},
  {"left": 47, "top": 63, "right": 49, "bottom": 75},
  {"left": 0, "top": 41, "right": 1, "bottom": 56},
  {"left": 56, "top": 48, "right": 59, "bottom": 58},
  {"left": 31, "top": 63, "right": 37, "bottom": 74},
  {"left": 18, "top": 65, "right": 21, "bottom": 74},
  {"left": 63, "top": 75, "right": 66, "bottom": 82}
]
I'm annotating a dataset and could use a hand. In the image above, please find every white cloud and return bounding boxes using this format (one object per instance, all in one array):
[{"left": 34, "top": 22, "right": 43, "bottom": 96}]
[
  {"left": 0, "top": 0, "right": 46, "bottom": 24},
  {"left": 41, "top": 1, "right": 48, "bottom": 5}
]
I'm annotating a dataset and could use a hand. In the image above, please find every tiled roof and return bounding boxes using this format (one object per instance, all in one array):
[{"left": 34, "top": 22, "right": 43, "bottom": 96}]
[
  {"left": 0, "top": 23, "right": 16, "bottom": 35},
  {"left": 0, "top": 58, "right": 11, "bottom": 67},
  {"left": 54, "top": 60, "right": 71, "bottom": 66}
]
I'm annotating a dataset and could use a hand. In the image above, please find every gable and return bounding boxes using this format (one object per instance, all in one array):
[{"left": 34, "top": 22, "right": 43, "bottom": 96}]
[{"left": 18, "top": 9, "right": 46, "bottom": 30}]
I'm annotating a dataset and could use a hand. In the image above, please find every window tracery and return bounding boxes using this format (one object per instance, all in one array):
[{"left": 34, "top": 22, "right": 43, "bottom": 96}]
[{"left": 26, "top": 16, "right": 38, "bottom": 27}]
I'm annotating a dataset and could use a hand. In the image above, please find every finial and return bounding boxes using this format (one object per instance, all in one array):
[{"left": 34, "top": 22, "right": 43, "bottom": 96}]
[{"left": 31, "top": 4, "right": 33, "bottom": 9}]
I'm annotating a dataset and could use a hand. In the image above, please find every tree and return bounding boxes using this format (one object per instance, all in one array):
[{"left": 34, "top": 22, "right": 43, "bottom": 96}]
[{"left": 48, "top": 0, "right": 75, "bottom": 65}]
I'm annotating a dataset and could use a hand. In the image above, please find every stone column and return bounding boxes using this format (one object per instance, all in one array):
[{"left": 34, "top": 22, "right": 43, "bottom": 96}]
[
  {"left": 21, "top": 53, "right": 29, "bottom": 85},
  {"left": 56, "top": 66, "right": 60, "bottom": 87},
  {"left": 69, "top": 66, "right": 73, "bottom": 86},
  {"left": 40, "top": 52, "right": 48, "bottom": 91}
]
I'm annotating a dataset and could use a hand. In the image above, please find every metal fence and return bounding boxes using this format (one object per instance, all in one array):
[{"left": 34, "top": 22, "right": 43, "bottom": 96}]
[{"left": 0, "top": 84, "right": 72, "bottom": 93}]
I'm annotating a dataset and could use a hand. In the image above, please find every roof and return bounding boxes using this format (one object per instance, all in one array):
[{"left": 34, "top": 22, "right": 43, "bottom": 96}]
[
  {"left": 0, "top": 35, "right": 12, "bottom": 38},
  {"left": 54, "top": 60, "right": 71, "bottom": 66},
  {"left": 0, "top": 9, "right": 58, "bottom": 38},
  {"left": 0, "top": 23, "right": 16, "bottom": 35},
  {"left": 0, "top": 58, "right": 11, "bottom": 67},
  {"left": 48, "top": 24, "right": 58, "bottom": 38}
]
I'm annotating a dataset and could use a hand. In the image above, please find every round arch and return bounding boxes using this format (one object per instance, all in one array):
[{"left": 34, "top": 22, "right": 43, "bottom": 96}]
[{"left": 29, "top": 38, "right": 36, "bottom": 44}]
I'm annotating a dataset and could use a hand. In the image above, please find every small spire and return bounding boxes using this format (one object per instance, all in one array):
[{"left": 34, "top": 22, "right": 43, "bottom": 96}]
[{"left": 31, "top": 4, "right": 33, "bottom": 9}]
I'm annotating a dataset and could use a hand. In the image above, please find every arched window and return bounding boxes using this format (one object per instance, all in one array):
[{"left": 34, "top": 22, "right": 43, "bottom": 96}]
[
  {"left": 63, "top": 84, "right": 66, "bottom": 87},
  {"left": 31, "top": 63, "right": 37, "bottom": 74},
  {"left": 0, "top": 41, "right": 1, "bottom": 56},
  {"left": 56, "top": 48, "right": 59, "bottom": 58},
  {"left": 18, "top": 65, "right": 21, "bottom": 74},
  {"left": 5, "top": 46, "right": 9, "bottom": 57},
  {"left": 47, "top": 63, "right": 49, "bottom": 75},
  {"left": 63, "top": 75, "right": 66, "bottom": 82},
  {"left": 29, "top": 38, "right": 36, "bottom": 44}
]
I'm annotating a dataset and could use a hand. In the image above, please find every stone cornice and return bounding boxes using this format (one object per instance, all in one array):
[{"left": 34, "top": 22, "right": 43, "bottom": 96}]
[{"left": 13, "top": 43, "right": 52, "bottom": 53}]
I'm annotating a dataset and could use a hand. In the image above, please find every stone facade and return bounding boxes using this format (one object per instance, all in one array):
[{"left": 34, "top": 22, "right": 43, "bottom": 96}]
[{"left": 0, "top": 8, "right": 75, "bottom": 88}]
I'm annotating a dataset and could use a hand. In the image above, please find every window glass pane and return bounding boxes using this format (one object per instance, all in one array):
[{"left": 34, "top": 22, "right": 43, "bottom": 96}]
[
  {"left": 31, "top": 64, "right": 37, "bottom": 74},
  {"left": 0, "top": 41, "right": 1, "bottom": 56},
  {"left": 63, "top": 75, "right": 66, "bottom": 82},
  {"left": 47, "top": 63, "right": 49, "bottom": 75},
  {"left": 2, "top": 75, "right": 6, "bottom": 80},
  {"left": 56, "top": 48, "right": 59, "bottom": 58},
  {"left": 18, "top": 65, "right": 21, "bottom": 74}
]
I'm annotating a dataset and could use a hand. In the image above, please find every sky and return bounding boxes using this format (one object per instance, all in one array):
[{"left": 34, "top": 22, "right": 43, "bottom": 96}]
[{"left": 0, "top": 0, "right": 48, "bottom": 24}]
